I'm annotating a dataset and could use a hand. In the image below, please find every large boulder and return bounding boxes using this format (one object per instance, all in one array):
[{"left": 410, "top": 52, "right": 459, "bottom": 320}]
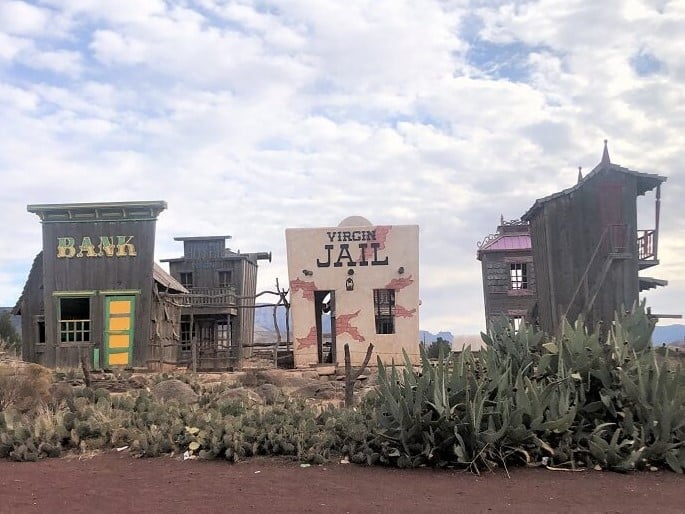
[
  {"left": 151, "top": 379, "right": 198, "bottom": 404},
  {"left": 256, "top": 370, "right": 311, "bottom": 388}
]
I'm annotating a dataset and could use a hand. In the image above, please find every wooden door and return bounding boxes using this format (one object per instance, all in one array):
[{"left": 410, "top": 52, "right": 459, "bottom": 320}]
[
  {"left": 104, "top": 295, "right": 136, "bottom": 367},
  {"left": 599, "top": 181, "right": 626, "bottom": 252}
]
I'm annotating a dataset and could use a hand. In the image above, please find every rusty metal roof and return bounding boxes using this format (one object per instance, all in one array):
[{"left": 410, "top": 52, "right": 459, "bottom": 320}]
[{"left": 480, "top": 234, "right": 531, "bottom": 252}]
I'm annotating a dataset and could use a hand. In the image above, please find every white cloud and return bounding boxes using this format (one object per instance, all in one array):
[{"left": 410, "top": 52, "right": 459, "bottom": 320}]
[
  {"left": 0, "top": 1, "right": 51, "bottom": 35},
  {"left": 1, "top": 0, "right": 684, "bottom": 336}
]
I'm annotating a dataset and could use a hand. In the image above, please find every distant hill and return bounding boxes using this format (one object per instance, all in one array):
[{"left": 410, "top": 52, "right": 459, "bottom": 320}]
[
  {"left": 254, "top": 304, "right": 291, "bottom": 333},
  {"left": 254, "top": 306, "right": 683, "bottom": 347},
  {"left": 254, "top": 304, "right": 456, "bottom": 344},
  {"left": 652, "top": 324, "right": 685, "bottom": 345},
  {"left": 420, "top": 331, "right": 454, "bottom": 344}
]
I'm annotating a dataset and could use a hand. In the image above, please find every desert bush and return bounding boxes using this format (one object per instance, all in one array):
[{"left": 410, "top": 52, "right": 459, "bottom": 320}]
[
  {"left": 368, "top": 301, "right": 684, "bottom": 473},
  {"left": 0, "top": 362, "right": 53, "bottom": 413}
]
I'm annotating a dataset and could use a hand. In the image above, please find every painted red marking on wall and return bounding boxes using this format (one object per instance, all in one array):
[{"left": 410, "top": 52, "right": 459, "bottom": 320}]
[
  {"left": 296, "top": 326, "right": 318, "bottom": 350},
  {"left": 395, "top": 305, "right": 417, "bottom": 318},
  {"left": 336, "top": 310, "right": 365, "bottom": 342},
  {"left": 356, "top": 225, "right": 393, "bottom": 262},
  {"left": 290, "top": 278, "right": 317, "bottom": 302},
  {"left": 385, "top": 275, "right": 414, "bottom": 291}
]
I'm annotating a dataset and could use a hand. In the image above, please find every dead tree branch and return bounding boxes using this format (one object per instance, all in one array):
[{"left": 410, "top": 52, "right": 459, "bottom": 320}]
[{"left": 344, "top": 342, "right": 374, "bottom": 407}]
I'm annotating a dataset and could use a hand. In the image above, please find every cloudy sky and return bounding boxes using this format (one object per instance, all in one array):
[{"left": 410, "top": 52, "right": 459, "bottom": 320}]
[{"left": 1, "top": 0, "right": 683, "bottom": 335}]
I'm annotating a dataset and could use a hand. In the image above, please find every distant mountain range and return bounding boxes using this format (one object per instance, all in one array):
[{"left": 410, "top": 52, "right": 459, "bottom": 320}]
[
  {"left": 4, "top": 304, "right": 683, "bottom": 346},
  {"left": 652, "top": 324, "right": 685, "bottom": 345},
  {"left": 254, "top": 306, "right": 685, "bottom": 346}
]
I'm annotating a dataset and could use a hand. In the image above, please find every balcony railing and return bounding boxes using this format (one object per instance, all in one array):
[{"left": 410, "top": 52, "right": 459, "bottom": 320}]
[
  {"left": 182, "top": 287, "right": 237, "bottom": 307},
  {"left": 637, "top": 230, "right": 656, "bottom": 260}
]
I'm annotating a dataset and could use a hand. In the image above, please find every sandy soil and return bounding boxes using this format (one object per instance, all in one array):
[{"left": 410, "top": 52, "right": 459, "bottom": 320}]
[{"left": 1, "top": 452, "right": 683, "bottom": 514}]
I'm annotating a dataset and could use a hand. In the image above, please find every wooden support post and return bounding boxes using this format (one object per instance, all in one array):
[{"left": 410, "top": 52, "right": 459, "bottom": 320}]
[
  {"left": 190, "top": 312, "right": 197, "bottom": 373},
  {"left": 80, "top": 347, "right": 92, "bottom": 388},
  {"left": 344, "top": 342, "right": 374, "bottom": 407}
]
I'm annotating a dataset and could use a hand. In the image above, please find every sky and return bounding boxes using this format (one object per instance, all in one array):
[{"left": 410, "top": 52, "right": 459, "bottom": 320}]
[{"left": 1, "top": 0, "right": 683, "bottom": 335}]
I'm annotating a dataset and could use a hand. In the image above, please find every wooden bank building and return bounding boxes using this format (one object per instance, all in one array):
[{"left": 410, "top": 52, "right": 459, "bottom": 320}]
[{"left": 13, "top": 201, "right": 187, "bottom": 369}]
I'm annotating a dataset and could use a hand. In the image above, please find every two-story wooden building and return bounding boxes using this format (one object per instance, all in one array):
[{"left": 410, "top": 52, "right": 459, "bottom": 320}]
[
  {"left": 13, "top": 201, "right": 188, "bottom": 369},
  {"left": 520, "top": 142, "right": 667, "bottom": 335},
  {"left": 161, "top": 236, "right": 271, "bottom": 370},
  {"left": 477, "top": 218, "right": 537, "bottom": 329}
]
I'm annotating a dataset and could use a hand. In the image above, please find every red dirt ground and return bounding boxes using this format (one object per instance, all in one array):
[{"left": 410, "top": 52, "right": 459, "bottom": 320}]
[{"left": 0, "top": 452, "right": 682, "bottom": 513}]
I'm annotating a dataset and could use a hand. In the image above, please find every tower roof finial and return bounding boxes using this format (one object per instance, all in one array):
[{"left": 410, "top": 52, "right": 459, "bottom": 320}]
[
  {"left": 601, "top": 139, "right": 611, "bottom": 165},
  {"left": 577, "top": 166, "right": 583, "bottom": 183}
]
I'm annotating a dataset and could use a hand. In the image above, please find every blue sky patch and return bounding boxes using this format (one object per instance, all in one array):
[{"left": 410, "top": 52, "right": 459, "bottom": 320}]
[
  {"left": 630, "top": 51, "right": 663, "bottom": 77},
  {"left": 466, "top": 39, "right": 549, "bottom": 82}
]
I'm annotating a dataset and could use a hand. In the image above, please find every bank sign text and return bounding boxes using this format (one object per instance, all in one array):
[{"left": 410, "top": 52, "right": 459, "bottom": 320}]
[{"left": 56, "top": 236, "right": 137, "bottom": 258}]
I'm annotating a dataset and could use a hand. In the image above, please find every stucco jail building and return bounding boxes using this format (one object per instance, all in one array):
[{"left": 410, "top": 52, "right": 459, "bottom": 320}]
[
  {"left": 13, "top": 201, "right": 187, "bottom": 369},
  {"left": 285, "top": 216, "right": 420, "bottom": 368}
]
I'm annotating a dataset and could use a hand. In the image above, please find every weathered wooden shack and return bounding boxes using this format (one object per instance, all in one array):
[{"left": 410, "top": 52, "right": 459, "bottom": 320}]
[
  {"left": 161, "top": 236, "right": 271, "bottom": 370},
  {"left": 477, "top": 218, "right": 537, "bottom": 329},
  {"left": 521, "top": 143, "right": 667, "bottom": 335},
  {"left": 13, "top": 201, "right": 188, "bottom": 369}
]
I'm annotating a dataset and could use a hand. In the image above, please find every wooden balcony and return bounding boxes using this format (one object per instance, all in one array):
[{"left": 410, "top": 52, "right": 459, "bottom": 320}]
[
  {"left": 637, "top": 230, "right": 659, "bottom": 269},
  {"left": 182, "top": 287, "right": 237, "bottom": 308}
]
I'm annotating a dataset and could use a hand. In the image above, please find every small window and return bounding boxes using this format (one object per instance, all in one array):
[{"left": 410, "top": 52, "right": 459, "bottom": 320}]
[
  {"left": 179, "top": 272, "right": 193, "bottom": 289},
  {"left": 34, "top": 315, "right": 46, "bottom": 344},
  {"left": 180, "top": 321, "right": 193, "bottom": 353},
  {"left": 218, "top": 270, "right": 232, "bottom": 288},
  {"left": 59, "top": 297, "right": 91, "bottom": 343},
  {"left": 373, "top": 289, "right": 395, "bottom": 334},
  {"left": 510, "top": 263, "right": 528, "bottom": 290}
]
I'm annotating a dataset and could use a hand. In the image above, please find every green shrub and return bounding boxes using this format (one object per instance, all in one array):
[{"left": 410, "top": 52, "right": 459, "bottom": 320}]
[{"left": 368, "top": 301, "right": 684, "bottom": 473}]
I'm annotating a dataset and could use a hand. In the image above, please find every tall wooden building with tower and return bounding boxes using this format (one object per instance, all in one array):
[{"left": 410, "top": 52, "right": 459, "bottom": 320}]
[
  {"left": 478, "top": 142, "right": 669, "bottom": 335},
  {"left": 521, "top": 142, "right": 667, "bottom": 334}
]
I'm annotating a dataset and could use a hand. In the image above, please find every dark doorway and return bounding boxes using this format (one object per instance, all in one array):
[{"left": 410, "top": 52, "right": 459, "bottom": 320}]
[{"left": 314, "top": 291, "right": 336, "bottom": 364}]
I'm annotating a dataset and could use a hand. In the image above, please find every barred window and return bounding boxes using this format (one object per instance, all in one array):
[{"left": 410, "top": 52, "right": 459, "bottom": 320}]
[
  {"left": 510, "top": 263, "right": 528, "bottom": 290},
  {"left": 373, "top": 289, "right": 395, "bottom": 335}
]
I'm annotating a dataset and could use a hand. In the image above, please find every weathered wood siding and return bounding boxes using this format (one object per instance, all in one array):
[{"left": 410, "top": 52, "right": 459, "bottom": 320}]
[
  {"left": 17, "top": 253, "right": 44, "bottom": 364},
  {"left": 237, "top": 258, "right": 258, "bottom": 357},
  {"left": 480, "top": 252, "right": 537, "bottom": 324},
  {"left": 527, "top": 168, "right": 641, "bottom": 335},
  {"left": 147, "top": 284, "right": 183, "bottom": 370},
  {"left": 40, "top": 219, "right": 157, "bottom": 367}
]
